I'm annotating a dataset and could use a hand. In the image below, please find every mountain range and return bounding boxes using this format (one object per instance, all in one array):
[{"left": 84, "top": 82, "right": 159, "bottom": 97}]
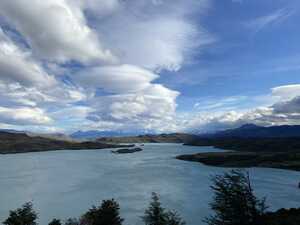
[
  {"left": 201, "top": 124, "right": 300, "bottom": 138},
  {"left": 3, "top": 124, "right": 300, "bottom": 154},
  {"left": 96, "top": 133, "right": 199, "bottom": 143},
  {"left": 70, "top": 130, "right": 139, "bottom": 140}
]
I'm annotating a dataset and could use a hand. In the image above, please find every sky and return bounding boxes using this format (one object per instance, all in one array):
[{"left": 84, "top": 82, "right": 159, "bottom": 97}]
[{"left": 0, "top": 0, "right": 299, "bottom": 134}]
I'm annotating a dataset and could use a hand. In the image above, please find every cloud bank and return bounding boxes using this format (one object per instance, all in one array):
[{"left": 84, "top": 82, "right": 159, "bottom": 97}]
[
  {"left": 0, "top": 0, "right": 212, "bottom": 133},
  {"left": 185, "top": 85, "right": 300, "bottom": 133},
  {"left": 0, "top": 0, "right": 299, "bottom": 134}
]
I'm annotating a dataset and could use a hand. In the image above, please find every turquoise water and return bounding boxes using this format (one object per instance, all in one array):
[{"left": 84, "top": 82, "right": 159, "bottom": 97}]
[{"left": 0, "top": 143, "right": 300, "bottom": 224}]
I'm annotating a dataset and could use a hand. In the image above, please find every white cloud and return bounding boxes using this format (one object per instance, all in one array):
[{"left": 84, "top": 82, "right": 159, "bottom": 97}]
[
  {"left": 75, "top": 0, "right": 120, "bottom": 16},
  {"left": 194, "top": 96, "right": 248, "bottom": 112},
  {"left": 73, "top": 63, "right": 180, "bottom": 132},
  {"left": 0, "top": 0, "right": 212, "bottom": 132},
  {"left": 246, "top": 7, "right": 295, "bottom": 33},
  {"left": 92, "top": 0, "right": 214, "bottom": 71},
  {"left": 185, "top": 84, "right": 300, "bottom": 133},
  {"left": 75, "top": 64, "right": 159, "bottom": 94},
  {"left": 0, "top": 0, "right": 115, "bottom": 63},
  {"left": 0, "top": 28, "right": 57, "bottom": 87},
  {"left": 271, "top": 84, "right": 300, "bottom": 101},
  {"left": 83, "top": 83, "right": 179, "bottom": 131},
  {"left": 0, "top": 106, "right": 52, "bottom": 125}
]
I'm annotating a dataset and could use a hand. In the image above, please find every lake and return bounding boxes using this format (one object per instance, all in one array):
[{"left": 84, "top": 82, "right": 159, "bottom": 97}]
[{"left": 0, "top": 143, "right": 300, "bottom": 225}]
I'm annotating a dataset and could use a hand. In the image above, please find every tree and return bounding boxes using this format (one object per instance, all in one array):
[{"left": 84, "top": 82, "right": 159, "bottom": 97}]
[
  {"left": 81, "top": 199, "right": 123, "bottom": 225},
  {"left": 165, "top": 211, "right": 186, "bottom": 225},
  {"left": 3, "top": 202, "right": 38, "bottom": 225},
  {"left": 143, "top": 193, "right": 167, "bottom": 225},
  {"left": 142, "top": 193, "right": 185, "bottom": 225},
  {"left": 49, "top": 218, "right": 62, "bottom": 225},
  {"left": 206, "top": 170, "right": 268, "bottom": 225},
  {"left": 261, "top": 208, "right": 300, "bottom": 225}
]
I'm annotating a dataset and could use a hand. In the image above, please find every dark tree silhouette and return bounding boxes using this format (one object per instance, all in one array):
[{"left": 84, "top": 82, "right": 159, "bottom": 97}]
[
  {"left": 261, "top": 208, "right": 300, "bottom": 225},
  {"left": 165, "top": 211, "right": 186, "bottom": 225},
  {"left": 49, "top": 218, "right": 62, "bottom": 225},
  {"left": 206, "top": 170, "right": 267, "bottom": 225},
  {"left": 64, "top": 218, "right": 79, "bottom": 225},
  {"left": 3, "top": 202, "right": 38, "bottom": 225},
  {"left": 143, "top": 193, "right": 168, "bottom": 225},
  {"left": 81, "top": 199, "right": 123, "bottom": 225},
  {"left": 143, "top": 192, "right": 185, "bottom": 225}
]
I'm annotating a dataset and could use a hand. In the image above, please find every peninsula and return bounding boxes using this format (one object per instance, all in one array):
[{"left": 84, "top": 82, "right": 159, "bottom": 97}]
[{"left": 177, "top": 125, "right": 300, "bottom": 171}]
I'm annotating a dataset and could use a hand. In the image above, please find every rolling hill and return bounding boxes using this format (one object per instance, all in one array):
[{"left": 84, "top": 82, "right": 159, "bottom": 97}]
[{"left": 0, "top": 131, "right": 130, "bottom": 154}]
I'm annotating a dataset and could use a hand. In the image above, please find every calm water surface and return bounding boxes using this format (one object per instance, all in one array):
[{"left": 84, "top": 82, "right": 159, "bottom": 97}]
[{"left": 0, "top": 143, "right": 300, "bottom": 225}]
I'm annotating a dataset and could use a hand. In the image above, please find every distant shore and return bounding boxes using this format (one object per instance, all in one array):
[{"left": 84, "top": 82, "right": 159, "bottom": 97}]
[
  {"left": 0, "top": 131, "right": 197, "bottom": 154},
  {"left": 177, "top": 137, "right": 300, "bottom": 171},
  {"left": 0, "top": 142, "right": 134, "bottom": 154},
  {"left": 0, "top": 131, "right": 135, "bottom": 154},
  {"left": 176, "top": 151, "right": 300, "bottom": 171}
]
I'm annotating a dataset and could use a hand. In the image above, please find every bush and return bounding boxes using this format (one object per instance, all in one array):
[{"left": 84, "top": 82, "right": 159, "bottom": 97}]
[
  {"left": 3, "top": 202, "right": 38, "bottom": 225},
  {"left": 206, "top": 170, "right": 267, "bottom": 225}
]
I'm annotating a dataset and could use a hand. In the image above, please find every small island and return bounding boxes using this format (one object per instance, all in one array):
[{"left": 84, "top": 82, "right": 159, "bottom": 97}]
[{"left": 111, "top": 147, "right": 143, "bottom": 154}]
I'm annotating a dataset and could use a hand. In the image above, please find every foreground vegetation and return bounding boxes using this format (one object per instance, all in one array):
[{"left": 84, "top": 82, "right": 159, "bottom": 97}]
[
  {"left": 2, "top": 193, "right": 184, "bottom": 225},
  {"left": 3, "top": 170, "right": 300, "bottom": 225}
]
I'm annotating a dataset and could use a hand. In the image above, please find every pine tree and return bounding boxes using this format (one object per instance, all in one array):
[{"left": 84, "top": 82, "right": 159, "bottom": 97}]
[
  {"left": 142, "top": 193, "right": 185, "bottom": 225},
  {"left": 206, "top": 170, "right": 267, "bottom": 225},
  {"left": 3, "top": 202, "right": 38, "bottom": 225},
  {"left": 142, "top": 192, "right": 168, "bottom": 225},
  {"left": 166, "top": 211, "right": 186, "bottom": 225},
  {"left": 49, "top": 218, "right": 62, "bottom": 225}
]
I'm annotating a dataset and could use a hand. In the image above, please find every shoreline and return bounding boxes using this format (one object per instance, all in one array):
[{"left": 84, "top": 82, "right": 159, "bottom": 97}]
[
  {"left": 0, "top": 142, "right": 134, "bottom": 155},
  {"left": 176, "top": 151, "right": 300, "bottom": 171}
]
